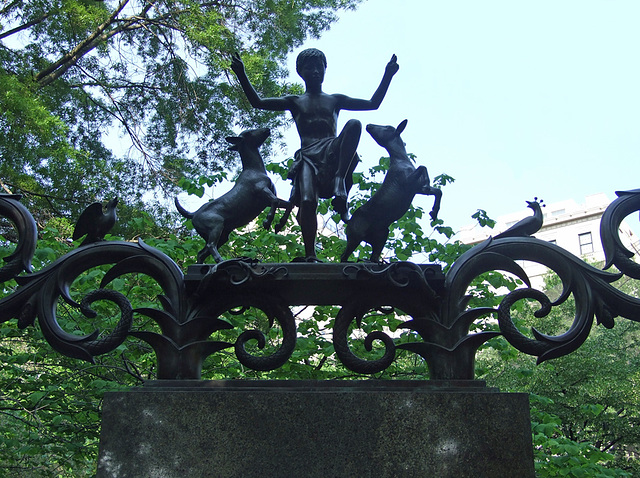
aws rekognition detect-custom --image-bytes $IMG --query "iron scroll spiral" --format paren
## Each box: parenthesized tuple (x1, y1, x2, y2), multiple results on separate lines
(333, 299, 396, 374)
(496, 287, 556, 358)
(0, 194, 37, 282)
(76, 288, 134, 356)
(233, 294, 297, 371)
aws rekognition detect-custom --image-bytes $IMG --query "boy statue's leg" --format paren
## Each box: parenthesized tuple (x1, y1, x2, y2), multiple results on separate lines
(332, 119, 361, 220)
(295, 162, 320, 261)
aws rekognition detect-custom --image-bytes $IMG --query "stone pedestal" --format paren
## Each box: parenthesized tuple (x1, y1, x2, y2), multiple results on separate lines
(97, 380, 534, 478)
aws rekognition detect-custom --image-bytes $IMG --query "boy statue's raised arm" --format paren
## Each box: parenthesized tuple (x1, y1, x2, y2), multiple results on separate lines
(230, 53, 291, 112)
(371, 54, 400, 108)
(338, 54, 399, 111)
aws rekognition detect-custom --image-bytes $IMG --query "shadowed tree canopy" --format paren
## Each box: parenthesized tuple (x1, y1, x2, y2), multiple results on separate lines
(0, 0, 360, 223)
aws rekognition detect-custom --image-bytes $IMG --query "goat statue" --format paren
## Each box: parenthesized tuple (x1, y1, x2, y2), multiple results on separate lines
(175, 127, 292, 263)
(341, 119, 442, 262)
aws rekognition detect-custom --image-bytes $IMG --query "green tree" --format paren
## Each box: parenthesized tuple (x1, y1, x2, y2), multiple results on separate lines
(0, 0, 360, 224)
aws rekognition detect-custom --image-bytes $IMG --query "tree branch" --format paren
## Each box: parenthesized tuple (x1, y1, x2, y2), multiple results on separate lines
(32, 0, 229, 87)
(0, 13, 49, 41)
(67, 79, 164, 91)
(4, 181, 78, 212)
(0, 0, 21, 17)
(79, 78, 151, 165)
(601, 436, 623, 453)
(35, 0, 142, 87)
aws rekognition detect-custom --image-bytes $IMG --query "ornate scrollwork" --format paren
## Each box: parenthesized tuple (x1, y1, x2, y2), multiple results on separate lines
(1, 240, 180, 362)
(196, 258, 289, 288)
(342, 261, 435, 291)
(440, 188, 640, 368)
(192, 262, 297, 372)
(1, 189, 639, 381)
(601, 189, 640, 279)
(445, 237, 618, 364)
(333, 262, 444, 375)
(333, 300, 396, 374)
(233, 295, 297, 371)
(76, 288, 133, 356)
(0, 194, 37, 282)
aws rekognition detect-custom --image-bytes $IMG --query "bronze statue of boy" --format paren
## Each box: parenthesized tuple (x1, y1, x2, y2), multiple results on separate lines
(231, 49, 398, 261)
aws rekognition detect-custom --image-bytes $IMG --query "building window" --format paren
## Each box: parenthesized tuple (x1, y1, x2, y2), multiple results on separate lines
(579, 232, 593, 255)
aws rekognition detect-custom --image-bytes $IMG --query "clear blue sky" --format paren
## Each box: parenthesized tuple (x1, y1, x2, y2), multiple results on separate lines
(278, 0, 640, 233)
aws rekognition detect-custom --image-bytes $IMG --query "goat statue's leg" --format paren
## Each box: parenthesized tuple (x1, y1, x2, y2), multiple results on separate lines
(204, 222, 226, 263)
(275, 189, 296, 234)
(368, 228, 390, 263)
(261, 188, 278, 229)
(275, 202, 294, 233)
(340, 239, 360, 263)
(196, 246, 210, 264)
(264, 199, 293, 230)
(263, 206, 276, 230)
(208, 245, 224, 263)
(414, 167, 442, 220)
(258, 187, 293, 231)
(424, 186, 442, 220)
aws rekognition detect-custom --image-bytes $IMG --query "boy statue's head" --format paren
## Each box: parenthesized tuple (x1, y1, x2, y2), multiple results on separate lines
(296, 48, 327, 77)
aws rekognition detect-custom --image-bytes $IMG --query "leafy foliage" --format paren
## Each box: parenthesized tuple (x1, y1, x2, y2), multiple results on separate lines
(530, 395, 631, 478)
(0, 0, 360, 223)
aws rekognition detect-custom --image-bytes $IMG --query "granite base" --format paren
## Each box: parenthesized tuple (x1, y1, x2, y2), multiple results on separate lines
(97, 380, 534, 478)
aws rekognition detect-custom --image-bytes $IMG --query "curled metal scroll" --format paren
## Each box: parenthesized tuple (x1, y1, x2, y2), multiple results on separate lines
(334, 261, 447, 374)
(601, 189, 640, 279)
(1, 240, 180, 362)
(333, 300, 396, 374)
(341, 261, 437, 297)
(77, 288, 133, 356)
(195, 264, 297, 372)
(233, 295, 297, 371)
(0, 194, 37, 282)
(198, 259, 289, 287)
(185, 260, 297, 371)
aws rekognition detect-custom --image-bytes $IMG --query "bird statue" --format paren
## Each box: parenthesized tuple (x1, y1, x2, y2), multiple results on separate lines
(494, 198, 544, 239)
(72, 198, 118, 246)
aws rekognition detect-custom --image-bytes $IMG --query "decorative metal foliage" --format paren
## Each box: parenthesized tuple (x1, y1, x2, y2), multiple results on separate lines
(0, 195, 37, 282)
(1, 191, 639, 380)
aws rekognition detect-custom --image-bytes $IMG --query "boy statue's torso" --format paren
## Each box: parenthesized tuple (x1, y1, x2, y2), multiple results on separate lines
(290, 93, 340, 147)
